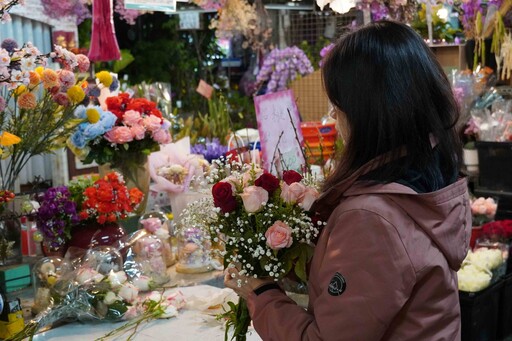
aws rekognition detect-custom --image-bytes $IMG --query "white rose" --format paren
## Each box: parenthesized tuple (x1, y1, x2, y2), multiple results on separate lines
(160, 305, 178, 318)
(76, 268, 104, 285)
(133, 276, 152, 292)
(118, 283, 139, 303)
(103, 291, 118, 305)
(108, 270, 128, 289)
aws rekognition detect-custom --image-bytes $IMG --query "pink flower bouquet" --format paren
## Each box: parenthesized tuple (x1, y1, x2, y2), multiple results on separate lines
(211, 165, 324, 339)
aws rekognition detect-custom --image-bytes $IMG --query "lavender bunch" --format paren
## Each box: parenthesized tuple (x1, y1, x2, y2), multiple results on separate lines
(256, 46, 314, 94)
(36, 186, 80, 250)
(191, 138, 228, 163)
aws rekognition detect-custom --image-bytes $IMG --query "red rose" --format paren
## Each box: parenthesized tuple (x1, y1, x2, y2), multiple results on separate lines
(212, 181, 237, 213)
(282, 170, 303, 185)
(255, 172, 280, 194)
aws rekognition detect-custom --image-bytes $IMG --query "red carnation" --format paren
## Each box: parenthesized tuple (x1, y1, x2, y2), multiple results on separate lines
(212, 181, 237, 213)
(255, 172, 280, 194)
(282, 170, 303, 185)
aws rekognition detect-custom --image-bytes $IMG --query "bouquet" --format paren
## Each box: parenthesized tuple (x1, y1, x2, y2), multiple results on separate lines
(0, 40, 89, 190)
(13, 245, 185, 341)
(210, 165, 323, 340)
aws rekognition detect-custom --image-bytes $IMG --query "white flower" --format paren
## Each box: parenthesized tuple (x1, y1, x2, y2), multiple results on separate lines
(160, 305, 178, 318)
(108, 270, 128, 289)
(76, 268, 104, 285)
(118, 283, 139, 303)
(133, 276, 152, 292)
(103, 291, 118, 305)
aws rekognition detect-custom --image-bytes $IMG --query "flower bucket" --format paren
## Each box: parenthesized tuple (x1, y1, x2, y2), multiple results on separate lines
(463, 148, 479, 172)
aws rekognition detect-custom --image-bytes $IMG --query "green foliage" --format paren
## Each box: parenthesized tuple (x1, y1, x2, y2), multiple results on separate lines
(411, 3, 460, 42)
(299, 37, 332, 70)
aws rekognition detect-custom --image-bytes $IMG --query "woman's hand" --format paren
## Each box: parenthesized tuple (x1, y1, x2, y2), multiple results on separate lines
(224, 267, 276, 300)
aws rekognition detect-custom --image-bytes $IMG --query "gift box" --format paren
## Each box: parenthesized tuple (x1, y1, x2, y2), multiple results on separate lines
(460, 278, 504, 341)
(0, 263, 31, 293)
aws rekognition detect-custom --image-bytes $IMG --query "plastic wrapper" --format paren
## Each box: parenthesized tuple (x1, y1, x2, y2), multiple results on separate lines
(16, 229, 178, 341)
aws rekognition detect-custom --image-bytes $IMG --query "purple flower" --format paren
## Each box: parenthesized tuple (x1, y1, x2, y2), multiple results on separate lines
(1, 38, 18, 53)
(192, 138, 228, 163)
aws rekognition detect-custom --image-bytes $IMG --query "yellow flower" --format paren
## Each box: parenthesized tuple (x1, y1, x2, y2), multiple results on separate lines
(41, 69, 59, 89)
(0, 132, 21, 146)
(95, 71, 113, 87)
(67, 85, 85, 104)
(17, 92, 37, 109)
(34, 66, 44, 76)
(13, 85, 27, 96)
(86, 108, 100, 123)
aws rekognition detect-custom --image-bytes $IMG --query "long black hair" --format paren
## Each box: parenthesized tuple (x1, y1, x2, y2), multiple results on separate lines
(321, 20, 462, 190)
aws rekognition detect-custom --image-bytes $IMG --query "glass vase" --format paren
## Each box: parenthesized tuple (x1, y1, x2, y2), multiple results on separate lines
(0, 208, 22, 266)
(139, 210, 176, 267)
(32, 256, 64, 315)
(176, 223, 213, 274)
(68, 222, 126, 250)
(98, 154, 150, 216)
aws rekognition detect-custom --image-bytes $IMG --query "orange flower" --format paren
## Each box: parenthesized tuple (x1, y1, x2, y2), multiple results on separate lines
(17, 92, 37, 109)
(41, 69, 59, 89)
(129, 188, 144, 205)
(29, 71, 41, 86)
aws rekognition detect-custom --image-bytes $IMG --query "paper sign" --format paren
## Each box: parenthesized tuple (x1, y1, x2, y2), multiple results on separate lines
(196, 80, 214, 99)
(125, 0, 176, 12)
(179, 12, 201, 30)
(254, 89, 305, 174)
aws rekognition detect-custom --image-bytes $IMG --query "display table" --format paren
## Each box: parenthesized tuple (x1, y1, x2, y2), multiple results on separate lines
(31, 285, 263, 341)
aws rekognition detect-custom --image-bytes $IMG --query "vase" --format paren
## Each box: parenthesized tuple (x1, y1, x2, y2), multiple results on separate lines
(0, 209, 22, 266)
(463, 148, 479, 173)
(67, 222, 126, 250)
(98, 155, 150, 216)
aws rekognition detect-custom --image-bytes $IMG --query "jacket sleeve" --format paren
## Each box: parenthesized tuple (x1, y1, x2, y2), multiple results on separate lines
(247, 208, 416, 341)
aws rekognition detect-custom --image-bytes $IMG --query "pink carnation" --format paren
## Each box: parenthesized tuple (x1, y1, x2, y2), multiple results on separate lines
(76, 54, 90, 73)
(53, 92, 70, 106)
(143, 115, 163, 132)
(152, 128, 171, 144)
(123, 110, 142, 126)
(130, 124, 146, 140)
(105, 126, 134, 144)
(57, 69, 75, 90)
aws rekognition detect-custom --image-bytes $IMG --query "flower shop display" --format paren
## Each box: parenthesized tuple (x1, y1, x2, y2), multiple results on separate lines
(68, 85, 172, 215)
(175, 197, 219, 274)
(255, 46, 314, 95)
(0, 41, 89, 191)
(12, 244, 186, 341)
(35, 172, 143, 254)
(471, 196, 498, 227)
(210, 165, 323, 340)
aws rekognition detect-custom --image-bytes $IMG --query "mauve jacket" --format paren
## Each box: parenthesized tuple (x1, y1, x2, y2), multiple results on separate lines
(247, 164, 472, 340)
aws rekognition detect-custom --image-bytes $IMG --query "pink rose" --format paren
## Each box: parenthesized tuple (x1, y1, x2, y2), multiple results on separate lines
(223, 175, 240, 193)
(240, 185, 268, 213)
(123, 110, 142, 126)
(152, 128, 171, 144)
(265, 220, 293, 250)
(140, 217, 162, 233)
(280, 182, 306, 204)
(76, 54, 90, 73)
(299, 186, 320, 211)
(105, 126, 134, 144)
(130, 124, 146, 140)
(143, 115, 163, 132)
(242, 168, 263, 186)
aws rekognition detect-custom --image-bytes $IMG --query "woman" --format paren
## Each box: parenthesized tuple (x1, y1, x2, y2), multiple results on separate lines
(225, 21, 472, 340)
